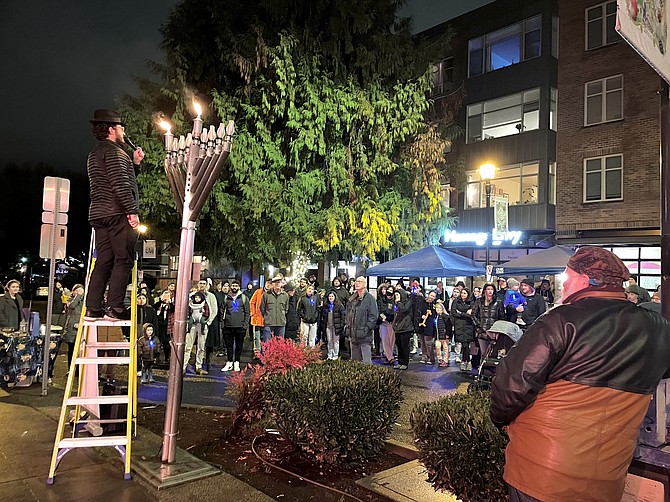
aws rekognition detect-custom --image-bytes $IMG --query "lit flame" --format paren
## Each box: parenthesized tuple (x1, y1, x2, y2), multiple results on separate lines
(193, 100, 202, 118)
(159, 120, 172, 133)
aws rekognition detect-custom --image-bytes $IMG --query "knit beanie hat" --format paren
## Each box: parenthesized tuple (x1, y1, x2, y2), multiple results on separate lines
(567, 246, 630, 286)
(506, 278, 520, 288)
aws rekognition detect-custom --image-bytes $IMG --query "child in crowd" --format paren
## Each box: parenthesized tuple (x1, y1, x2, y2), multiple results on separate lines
(138, 323, 159, 383)
(503, 278, 526, 324)
(434, 302, 452, 367)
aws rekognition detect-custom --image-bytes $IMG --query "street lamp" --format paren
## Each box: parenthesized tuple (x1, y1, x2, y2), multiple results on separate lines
(479, 162, 496, 281)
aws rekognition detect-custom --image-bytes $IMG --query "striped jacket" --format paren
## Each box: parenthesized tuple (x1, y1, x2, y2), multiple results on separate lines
(87, 139, 139, 221)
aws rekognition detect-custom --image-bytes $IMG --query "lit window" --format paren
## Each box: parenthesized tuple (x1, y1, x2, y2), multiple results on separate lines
(468, 15, 542, 77)
(586, 1, 617, 50)
(550, 88, 558, 131)
(548, 162, 556, 204)
(465, 162, 540, 209)
(585, 75, 623, 125)
(467, 88, 541, 143)
(583, 154, 623, 202)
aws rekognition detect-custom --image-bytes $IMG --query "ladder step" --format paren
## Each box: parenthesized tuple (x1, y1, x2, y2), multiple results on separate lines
(75, 418, 128, 424)
(58, 436, 128, 448)
(86, 342, 131, 350)
(83, 319, 133, 327)
(67, 395, 130, 406)
(75, 357, 131, 365)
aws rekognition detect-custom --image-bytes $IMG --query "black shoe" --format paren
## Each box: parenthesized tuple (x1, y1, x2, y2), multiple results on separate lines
(84, 309, 104, 321)
(104, 308, 131, 321)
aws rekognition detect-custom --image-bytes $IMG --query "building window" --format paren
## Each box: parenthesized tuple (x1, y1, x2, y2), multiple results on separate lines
(585, 75, 623, 125)
(467, 88, 540, 142)
(550, 88, 557, 131)
(552, 15, 559, 58)
(466, 162, 539, 209)
(586, 1, 617, 50)
(431, 57, 454, 96)
(468, 15, 542, 77)
(549, 161, 556, 204)
(583, 154, 623, 202)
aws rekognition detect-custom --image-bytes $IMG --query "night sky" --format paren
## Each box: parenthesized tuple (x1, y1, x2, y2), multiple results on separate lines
(0, 0, 493, 172)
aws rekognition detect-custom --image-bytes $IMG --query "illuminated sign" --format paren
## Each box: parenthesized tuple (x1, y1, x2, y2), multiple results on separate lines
(443, 230, 523, 246)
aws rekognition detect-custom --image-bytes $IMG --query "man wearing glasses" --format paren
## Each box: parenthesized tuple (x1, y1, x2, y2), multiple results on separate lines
(85, 109, 143, 322)
(345, 276, 378, 363)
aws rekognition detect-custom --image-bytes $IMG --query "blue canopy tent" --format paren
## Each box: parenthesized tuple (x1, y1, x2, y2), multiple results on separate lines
(495, 245, 576, 276)
(366, 245, 485, 277)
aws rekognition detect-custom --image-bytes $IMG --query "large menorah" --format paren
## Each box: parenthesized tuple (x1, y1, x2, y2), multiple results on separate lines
(160, 104, 234, 464)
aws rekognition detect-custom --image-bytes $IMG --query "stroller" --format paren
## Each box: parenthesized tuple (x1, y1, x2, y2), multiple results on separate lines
(468, 320, 523, 393)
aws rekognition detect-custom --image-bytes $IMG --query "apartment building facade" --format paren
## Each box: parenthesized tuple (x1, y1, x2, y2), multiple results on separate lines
(556, 0, 662, 290)
(427, 0, 560, 268)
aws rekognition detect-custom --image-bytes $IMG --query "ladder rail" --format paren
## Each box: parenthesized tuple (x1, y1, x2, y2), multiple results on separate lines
(47, 231, 140, 484)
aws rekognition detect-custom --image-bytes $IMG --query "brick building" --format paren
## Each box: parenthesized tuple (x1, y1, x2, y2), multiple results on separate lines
(555, 0, 662, 290)
(421, 0, 663, 290)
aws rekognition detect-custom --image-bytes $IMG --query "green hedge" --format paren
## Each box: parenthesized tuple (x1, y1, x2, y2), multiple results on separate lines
(264, 360, 402, 464)
(410, 391, 509, 502)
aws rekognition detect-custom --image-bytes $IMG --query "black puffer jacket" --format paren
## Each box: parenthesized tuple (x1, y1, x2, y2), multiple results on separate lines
(377, 294, 395, 324)
(319, 300, 346, 336)
(285, 295, 300, 335)
(392, 290, 414, 334)
(451, 298, 475, 344)
(472, 297, 505, 336)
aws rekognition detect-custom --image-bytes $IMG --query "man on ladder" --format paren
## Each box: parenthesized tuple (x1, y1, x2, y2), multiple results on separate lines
(85, 109, 143, 321)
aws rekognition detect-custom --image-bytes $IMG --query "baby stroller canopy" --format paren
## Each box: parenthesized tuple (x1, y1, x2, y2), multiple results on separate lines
(486, 320, 523, 343)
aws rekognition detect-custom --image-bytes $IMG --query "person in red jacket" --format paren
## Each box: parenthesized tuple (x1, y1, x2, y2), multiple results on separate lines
(491, 246, 670, 502)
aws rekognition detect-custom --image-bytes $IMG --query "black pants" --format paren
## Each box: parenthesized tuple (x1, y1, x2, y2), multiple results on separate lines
(87, 215, 137, 311)
(225, 327, 246, 362)
(395, 330, 412, 366)
(508, 485, 541, 502)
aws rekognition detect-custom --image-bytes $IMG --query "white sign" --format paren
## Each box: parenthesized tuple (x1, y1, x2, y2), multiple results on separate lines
(41, 211, 68, 225)
(443, 230, 523, 246)
(143, 240, 157, 259)
(42, 177, 70, 213)
(617, 0, 670, 83)
(39, 224, 67, 259)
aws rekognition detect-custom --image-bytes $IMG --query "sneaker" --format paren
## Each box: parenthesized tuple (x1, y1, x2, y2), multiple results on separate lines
(83, 309, 104, 321)
(466, 362, 472, 371)
(397, 365, 408, 370)
(195, 368, 208, 375)
(460, 362, 467, 371)
(104, 308, 131, 321)
(149, 378, 155, 383)
(233, 361, 241, 372)
(141, 379, 147, 384)
(221, 362, 234, 372)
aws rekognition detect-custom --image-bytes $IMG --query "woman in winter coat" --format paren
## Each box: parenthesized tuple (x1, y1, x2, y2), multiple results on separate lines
(392, 289, 414, 370)
(0, 279, 23, 331)
(377, 284, 396, 365)
(319, 291, 346, 360)
(451, 288, 475, 371)
(471, 283, 505, 367)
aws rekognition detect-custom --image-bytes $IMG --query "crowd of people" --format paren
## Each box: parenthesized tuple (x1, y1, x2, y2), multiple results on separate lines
(121, 271, 563, 375)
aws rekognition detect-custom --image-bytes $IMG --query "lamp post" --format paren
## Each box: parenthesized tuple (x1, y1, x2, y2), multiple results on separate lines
(479, 162, 496, 281)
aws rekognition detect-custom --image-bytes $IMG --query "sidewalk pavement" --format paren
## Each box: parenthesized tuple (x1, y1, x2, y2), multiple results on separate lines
(0, 340, 468, 501)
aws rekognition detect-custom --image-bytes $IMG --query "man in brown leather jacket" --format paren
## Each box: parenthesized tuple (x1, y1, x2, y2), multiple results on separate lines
(490, 246, 670, 502)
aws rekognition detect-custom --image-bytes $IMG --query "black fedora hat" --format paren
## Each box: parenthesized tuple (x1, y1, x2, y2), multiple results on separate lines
(89, 109, 124, 125)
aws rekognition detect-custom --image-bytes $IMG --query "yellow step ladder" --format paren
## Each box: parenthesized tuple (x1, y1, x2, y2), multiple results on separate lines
(47, 261, 138, 484)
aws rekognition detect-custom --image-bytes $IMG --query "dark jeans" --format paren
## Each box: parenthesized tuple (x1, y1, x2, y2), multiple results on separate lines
(395, 330, 412, 366)
(87, 215, 137, 311)
(508, 485, 542, 502)
(225, 326, 246, 362)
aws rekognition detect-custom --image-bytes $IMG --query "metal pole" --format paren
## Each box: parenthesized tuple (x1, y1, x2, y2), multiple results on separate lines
(661, 82, 670, 322)
(42, 180, 61, 396)
(161, 127, 200, 464)
(485, 182, 492, 282)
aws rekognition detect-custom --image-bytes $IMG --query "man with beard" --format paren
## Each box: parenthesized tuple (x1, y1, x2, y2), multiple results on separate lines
(221, 279, 250, 372)
(85, 109, 143, 321)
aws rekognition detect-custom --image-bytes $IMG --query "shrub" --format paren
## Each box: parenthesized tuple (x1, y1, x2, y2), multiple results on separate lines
(264, 359, 402, 464)
(410, 391, 509, 502)
(227, 337, 322, 436)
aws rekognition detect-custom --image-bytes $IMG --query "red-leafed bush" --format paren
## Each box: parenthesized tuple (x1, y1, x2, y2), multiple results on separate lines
(227, 337, 321, 436)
